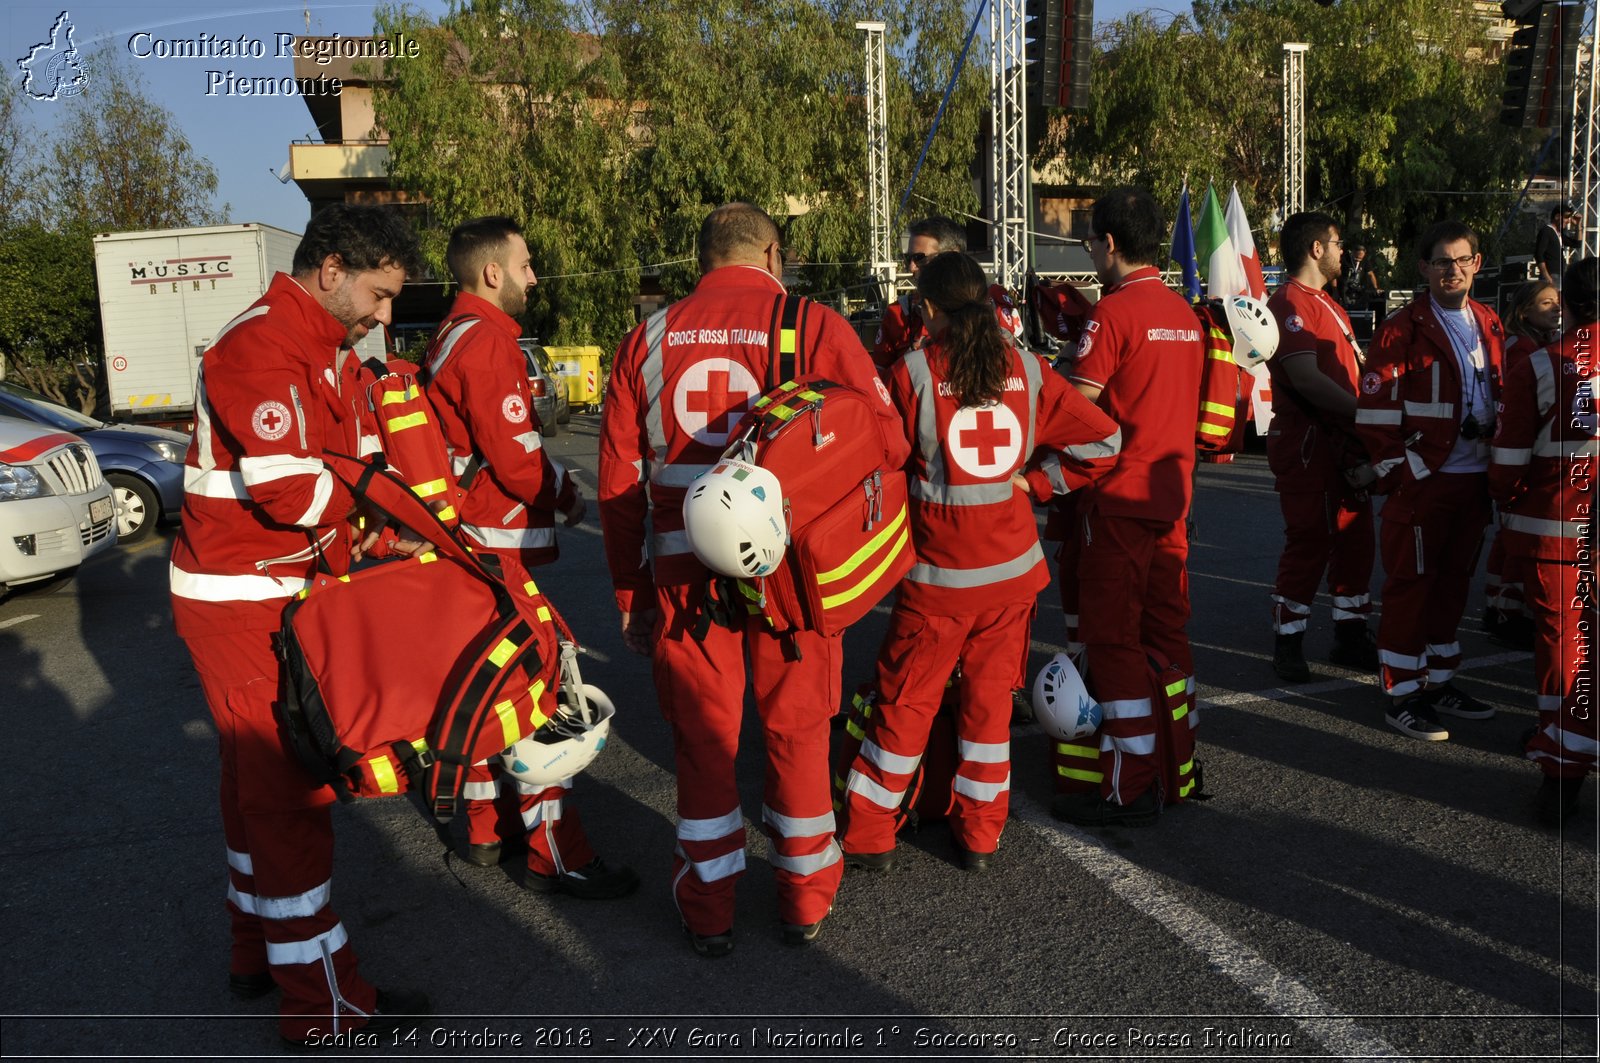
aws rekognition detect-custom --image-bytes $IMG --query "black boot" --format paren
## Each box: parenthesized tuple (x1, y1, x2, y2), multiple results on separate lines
(1273, 632, 1311, 683)
(1329, 621, 1379, 670)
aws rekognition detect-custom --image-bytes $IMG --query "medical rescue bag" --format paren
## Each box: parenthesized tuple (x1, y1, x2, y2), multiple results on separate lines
(1149, 651, 1205, 806)
(1193, 300, 1245, 454)
(831, 674, 961, 833)
(719, 294, 913, 637)
(273, 451, 560, 821)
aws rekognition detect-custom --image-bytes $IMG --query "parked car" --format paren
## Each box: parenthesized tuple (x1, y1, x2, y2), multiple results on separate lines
(0, 417, 117, 590)
(516, 340, 571, 434)
(0, 381, 188, 544)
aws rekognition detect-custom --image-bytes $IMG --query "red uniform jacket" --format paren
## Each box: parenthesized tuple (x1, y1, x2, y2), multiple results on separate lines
(424, 292, 575, 566)
(599, 265, 910, 613)
(891, 341, 1121, 615)
(1489, 323, 1598, 564)
(871, 285, 1024, 369)
(1265, 279, 1366, 490)
(170, 273, 363, 635)
(1068, 266, 1205, 524)
(1354, 292, 1505, 496)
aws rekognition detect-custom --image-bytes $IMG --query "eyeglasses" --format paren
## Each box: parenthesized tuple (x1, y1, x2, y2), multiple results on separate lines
(905, 251, 930, 266)
(1325, 238, 1344, 248)
(1428, 255, 1477, 272)
(1079, 234, 1105, 250)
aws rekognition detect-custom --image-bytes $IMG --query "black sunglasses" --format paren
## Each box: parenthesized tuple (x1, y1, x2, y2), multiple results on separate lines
(905, 251, 930, 266)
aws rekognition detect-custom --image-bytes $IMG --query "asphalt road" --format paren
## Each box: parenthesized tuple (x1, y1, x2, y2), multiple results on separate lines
(1, 412, 1595, 1061)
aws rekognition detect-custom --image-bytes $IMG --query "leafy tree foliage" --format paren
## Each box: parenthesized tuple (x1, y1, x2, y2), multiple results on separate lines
(0, 223, 103, 408)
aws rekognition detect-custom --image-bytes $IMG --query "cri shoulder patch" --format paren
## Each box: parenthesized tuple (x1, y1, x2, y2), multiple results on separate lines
(252, 400, 292, 442)
(502, 394, 529, 424)
(1360, 371, 1383, 395)
(1286, 314, 1304, 333)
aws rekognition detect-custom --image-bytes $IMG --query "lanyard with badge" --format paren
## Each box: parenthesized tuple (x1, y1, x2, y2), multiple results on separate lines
(1432, 298, 1492, 440)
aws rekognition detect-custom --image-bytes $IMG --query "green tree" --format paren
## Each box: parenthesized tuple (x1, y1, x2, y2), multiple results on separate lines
(0, 223, 102, 408)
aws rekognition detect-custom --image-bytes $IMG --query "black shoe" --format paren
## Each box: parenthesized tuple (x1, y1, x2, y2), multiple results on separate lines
(1385, 694, 1449, 741)
(227, 971, 275, 1001)
(1536, 776, 1586, 827)
(685, 925, 735, 958)
(780, 907, 831, 947)
(1273, 632, 1311, 683)
(524, 858, 640, 900)
(1329, 622, 1379, 670)
(1485, 609, 1536, 649)
(842, 848, 895, 872)
(462, 842, 502, 867)
(956, 846, 993, 872)
(1427, 683, 1495, 720)
(1050, 790, 1159, 827)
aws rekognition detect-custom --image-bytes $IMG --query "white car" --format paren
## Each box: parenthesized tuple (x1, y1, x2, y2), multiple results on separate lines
(0, 416, 118, 590)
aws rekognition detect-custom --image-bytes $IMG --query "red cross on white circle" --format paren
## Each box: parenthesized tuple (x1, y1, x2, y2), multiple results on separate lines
(948, 402, 1022, 478)
(251, 400, 292, 442)
(673, 359, 760, 445)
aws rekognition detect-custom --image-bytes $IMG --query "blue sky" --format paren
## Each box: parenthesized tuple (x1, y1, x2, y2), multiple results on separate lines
(5, 1, 1158, 233)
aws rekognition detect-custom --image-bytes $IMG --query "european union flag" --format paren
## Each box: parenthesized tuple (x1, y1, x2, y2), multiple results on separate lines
(1171, 183, 1202, 305)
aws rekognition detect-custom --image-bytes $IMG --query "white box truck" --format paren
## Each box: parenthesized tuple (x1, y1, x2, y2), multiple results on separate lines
(92, 223, 385, 424)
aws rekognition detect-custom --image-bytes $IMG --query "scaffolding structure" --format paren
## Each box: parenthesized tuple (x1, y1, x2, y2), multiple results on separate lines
(1283, 43, 1308, 218)
(856, 21, 896, 303)
(1570, 4, 1599, 256)
(990, 0, 1029, 291)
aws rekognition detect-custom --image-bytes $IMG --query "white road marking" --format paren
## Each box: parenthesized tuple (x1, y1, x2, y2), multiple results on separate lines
(0, 613, 40, 629)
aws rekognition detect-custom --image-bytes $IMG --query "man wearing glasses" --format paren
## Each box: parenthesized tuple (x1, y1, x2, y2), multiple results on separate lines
(1355, 220, 1506, 741)
(870, 216, 1023, 368)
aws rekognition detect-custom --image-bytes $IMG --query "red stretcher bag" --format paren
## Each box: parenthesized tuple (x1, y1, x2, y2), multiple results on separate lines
(274, 452, 559, 820)
(831, 676, 960, 833)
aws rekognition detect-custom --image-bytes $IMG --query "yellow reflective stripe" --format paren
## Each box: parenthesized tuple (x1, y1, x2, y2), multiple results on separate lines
(1057, 766, 1105, 783)
(493, 699, 519, 747)
(1173, 702, 1189, 722)
(386, 411, 428, 433)
(527, 680, 549, 728)
(798, 389, 825, 402)
(1179, 778, 1195, 797)
(1198, 423, 1231, 436)
(523, 580, 539, 596)
(1178, 758, 1193, 776)
(369, 756, 400, 794)
(489, 639, 520, 668)
(1202, 402, 1234, 416)
(380, 389, 412, 406)
(1055, 742, 1098, 758)
(816, 503, 909, 585)
(338, 575, 350, 583)
(435, 506, 456, 522)
(845, 719, 866, 740)
(737, 581, 763, 602)
(418, 552, 437, 564)
(1165, 678, 1187, 697)
(819, 526, 911, 610)
(536, 606, 551, 622)
(411, 477, 448, 499)
(767, 403, 798, 421)
(754, 395, 773, 409)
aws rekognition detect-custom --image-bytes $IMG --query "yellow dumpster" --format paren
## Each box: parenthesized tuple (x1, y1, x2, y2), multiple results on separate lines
(543, 345, 604, 410)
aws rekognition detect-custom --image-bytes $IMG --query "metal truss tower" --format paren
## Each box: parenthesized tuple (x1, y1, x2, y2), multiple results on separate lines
(857, 21, 896, 303)
(1570, 3, 1599, 256)
(1283, 43, 1308, 218)
(991, 0, 1028, 292)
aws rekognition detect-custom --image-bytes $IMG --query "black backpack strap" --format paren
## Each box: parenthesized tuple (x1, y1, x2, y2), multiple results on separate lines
(768, 293, 806, 389)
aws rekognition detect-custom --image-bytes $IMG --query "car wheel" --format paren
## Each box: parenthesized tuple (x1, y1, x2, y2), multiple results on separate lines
(558, 404, 571, 426)
(107, 473, 158, 544)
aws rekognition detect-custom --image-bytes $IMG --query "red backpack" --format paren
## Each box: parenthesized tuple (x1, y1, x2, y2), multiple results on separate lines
(1193, 300, 1247, 454)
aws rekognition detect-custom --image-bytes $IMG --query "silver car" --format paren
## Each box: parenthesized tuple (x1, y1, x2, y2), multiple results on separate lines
(0, 416, 117, 590)
(516, 340, 571, 436)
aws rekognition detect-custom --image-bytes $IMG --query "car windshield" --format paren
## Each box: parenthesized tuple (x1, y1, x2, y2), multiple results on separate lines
(0, 381, 102, 431)
(520, 343, 556, 376)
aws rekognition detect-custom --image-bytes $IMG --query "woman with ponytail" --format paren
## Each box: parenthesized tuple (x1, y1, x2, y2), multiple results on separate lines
(836, 251, 1123, 872)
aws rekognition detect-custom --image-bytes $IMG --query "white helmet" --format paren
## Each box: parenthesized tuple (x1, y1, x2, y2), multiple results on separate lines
(500, 683, 615, 787)
(682, 459, 787, 578)
(1224, 295, 1279, 368)
(1032, 653, 1102, 741)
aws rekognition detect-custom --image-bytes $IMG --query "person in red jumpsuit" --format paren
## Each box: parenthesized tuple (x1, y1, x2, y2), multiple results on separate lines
(1354, 220, 1505, 741)
(838, 251, 1120, 870)
(598, 202, 908, 956)
(872, 215, 1023, 369)
(1049, 187, 1205, 828)
(422, 215, 636, 900)
(1483, 279, 1563, 647)
(1489, 256, 1598, 826)
(1264, 211, 1378, 681)
(169, 205, 428, 1045)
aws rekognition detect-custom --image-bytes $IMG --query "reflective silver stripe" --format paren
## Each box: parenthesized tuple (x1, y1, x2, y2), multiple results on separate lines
(1535, 436, 1600, 459)
(1536, 695, 1562, 712)
(685, 847, 746, 882)
(511, 430, 544, 455)
(1019, 346, 1041, 458)
(768, 842, 842, 877)
(1502, 513, 1588, 538)
(1530, 351, 1557, 417)
(1551, 728, 1600, 755)
(293, 469, 337, 527)
(761, 805, 836, 839)
(1426, 667, 1456, 684)
(861, 739, 922, 776)
(677, 807, 745, 843)
(1379, 649, 1425, 669)
(1387, 679, 1423, 697)
(227, 847, 254, 876)
(170, 564, 306, 602)
(501, 502, 526, 524)
(1405, 449, 1430, 480)
(1425, 642, 1461, 658)
(1103, 733, 1156, 755)
(521, 797, 564, 829)
(903, 349, 951, 489)
(1331, 594, 1368, 609)
(953, 772, 1010, 802)
(1040, 454, 1069, 495)
(652, 528, 693, 557)
(1371, 456, 1404, 478)
(1355, 408, 1403, 425)
(1275, 617, 1309, 634)
(641, 307, 672, 455)
(265, 922, 348, 967)
(1270, 594, 1311, 616)
(186, 468, 248, 499)
(426, 317, 479, 377)
(1429, 359, 1440, 405)
(451, 454, 480, 477)
(227, 883, 259, 915)
(910, 478, 1013, 506)
(1063, 426, 1122, 462)
(462, 780, 498, 800)
(254, 880, 333, 921)
(511, 776, 572, 795)
(460, 524, 557, 550)
(1100, 697, 1153, 720)
(357, 433, 382, 458)
(238, 454, 323, 486)
(906, 541, 1043, 589)
(208, 305, 270, 352)
(846, 770, 904, 810)
(1492, 446, 1533, 465)
(958, 738, 1009, 764)
(651, 462, 714, 489)
(1403, 401, 1455, 418)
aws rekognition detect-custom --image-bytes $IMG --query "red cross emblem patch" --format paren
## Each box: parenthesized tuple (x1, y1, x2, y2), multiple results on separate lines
(673, 359, 760, 445)
(502, 394, 529, 424)
(948, 402, 1023, 478)
(251, 400, 291, 442)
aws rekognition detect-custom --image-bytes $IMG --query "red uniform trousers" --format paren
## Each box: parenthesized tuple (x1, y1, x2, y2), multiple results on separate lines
(462, 553, 595, 875)
(1524, 560, 1599, 779)
(840, 600, 1030, 857)
(1270, 486, 1375, 634)
(1483, 532, 1530, 619)
(652, 580, 842, 935)
(1070, 511, 1194, 805)
(184, 630, 377, 1041)
(1376, 473, 1491, 697)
